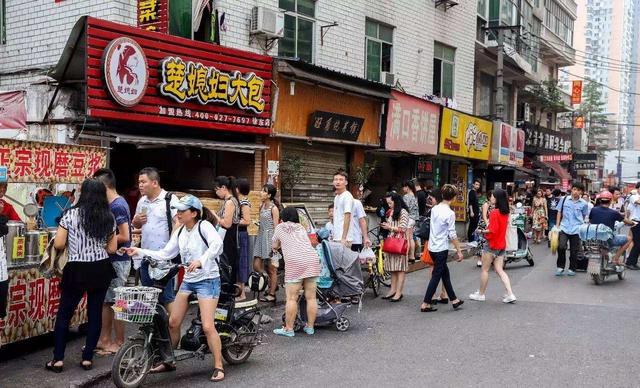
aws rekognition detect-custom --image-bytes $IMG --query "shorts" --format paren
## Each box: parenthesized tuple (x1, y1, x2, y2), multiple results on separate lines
(483, 247, 506, 257)
(179, 277, 221, 299)
(286, 276, 318, 285)
(139, 261, 176, 304)
(611, 235, 628, 247)
(105, 260, 132, 304)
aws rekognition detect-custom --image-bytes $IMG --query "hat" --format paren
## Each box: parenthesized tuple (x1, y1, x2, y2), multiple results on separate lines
(171, 194, 203, 211)
(596, 191, 612, 200)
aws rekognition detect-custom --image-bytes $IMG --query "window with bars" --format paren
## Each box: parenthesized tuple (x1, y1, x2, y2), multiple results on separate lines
(278, 0, 315, 63)
(433, 42, 455, 99)
(365, 19, 393, 82)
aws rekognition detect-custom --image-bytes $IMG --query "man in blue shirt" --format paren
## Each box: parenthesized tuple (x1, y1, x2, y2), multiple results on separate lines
(555, 182, 589, 276)
(588, 191, 635, 266)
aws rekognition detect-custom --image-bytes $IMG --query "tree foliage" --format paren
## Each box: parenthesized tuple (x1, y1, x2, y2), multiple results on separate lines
(280, 154, 306, 201)
(578, 81, 610, 151)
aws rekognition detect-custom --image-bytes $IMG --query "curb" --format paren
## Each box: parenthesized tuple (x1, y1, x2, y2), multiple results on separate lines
(70, 369, 111, 388)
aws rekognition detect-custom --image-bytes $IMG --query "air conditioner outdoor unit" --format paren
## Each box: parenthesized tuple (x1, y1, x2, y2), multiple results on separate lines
(250, 7, 285, 38)
(381, 71, 396, 86)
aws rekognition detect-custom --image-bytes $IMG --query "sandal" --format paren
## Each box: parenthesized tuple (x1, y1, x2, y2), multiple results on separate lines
(150, 362, 176, 374)
(80, 360, 93, 371)
(420, 306, 438, 312)
(45, 360, 64, 373)
(260, 294, 276, 303)
(211, 368, 225, 382)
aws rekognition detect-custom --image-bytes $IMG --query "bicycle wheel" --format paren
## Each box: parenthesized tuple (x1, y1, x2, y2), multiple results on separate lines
(112, 339, 152, 388)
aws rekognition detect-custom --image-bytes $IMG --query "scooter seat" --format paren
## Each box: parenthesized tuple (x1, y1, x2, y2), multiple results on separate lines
(235, 298, 258, 309)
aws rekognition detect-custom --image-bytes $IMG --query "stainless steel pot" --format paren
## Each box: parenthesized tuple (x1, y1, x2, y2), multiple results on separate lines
(25, 230, 41, 263)
(6, 221, 25, 263)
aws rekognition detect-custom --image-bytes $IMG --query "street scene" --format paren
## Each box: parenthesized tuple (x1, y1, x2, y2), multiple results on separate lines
(1, 0, 640, 387)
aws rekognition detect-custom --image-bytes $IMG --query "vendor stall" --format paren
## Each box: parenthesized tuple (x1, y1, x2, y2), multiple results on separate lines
(0, 140, 106, 345)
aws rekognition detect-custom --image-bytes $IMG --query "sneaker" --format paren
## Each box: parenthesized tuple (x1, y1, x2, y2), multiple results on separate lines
(502, 294, 517, 304)
(273, 327, 295, 337)
(303, 326, 315, 335)
(566, 270, 576, 276)
(555, 268, 565, 276)
(476, 260, 482, 267)
(469, 291, 486, 301)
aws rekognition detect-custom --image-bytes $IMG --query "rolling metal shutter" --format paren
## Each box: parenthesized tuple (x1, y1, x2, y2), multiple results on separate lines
(281, 141, 347, 226)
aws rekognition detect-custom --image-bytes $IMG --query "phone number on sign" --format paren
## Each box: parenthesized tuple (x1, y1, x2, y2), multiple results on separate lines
(158, 106, 270, 127)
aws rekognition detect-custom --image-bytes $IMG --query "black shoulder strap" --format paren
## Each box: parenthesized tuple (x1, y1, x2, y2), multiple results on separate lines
(165, 192, 173, 234)
(198, 221, 209, 248)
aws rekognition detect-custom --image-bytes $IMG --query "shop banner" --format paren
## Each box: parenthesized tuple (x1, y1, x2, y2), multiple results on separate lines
(490, 122, 525, 167)
(523, 124, 572, 154)
(0, 140, 107, 183)
(0, 91, 27, 131)
(307, 111, 364, 141)
(439, 108, 492, 161)
(0, 267, 87, 345)
(539, 154, 572, 162)
(571, 80, 582, 105)
(85, 17, 272, 135)
(450, 163, 468, 222)
(137, 0, 167, 33)
(574, 161, 596, 170)
(385, 91, 439, 155)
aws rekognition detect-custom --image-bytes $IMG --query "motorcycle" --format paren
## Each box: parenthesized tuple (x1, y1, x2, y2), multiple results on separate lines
(111, 257, 265, 388)
(582, 223, 627, 285)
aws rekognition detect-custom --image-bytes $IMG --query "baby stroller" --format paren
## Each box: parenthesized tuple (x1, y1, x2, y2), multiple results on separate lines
(503, 214, 534, 268)
(285, 240, 364, 332)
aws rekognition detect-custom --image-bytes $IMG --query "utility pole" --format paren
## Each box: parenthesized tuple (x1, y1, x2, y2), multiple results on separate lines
(483, 25, 521, 122)
(617, 123, 622, 186)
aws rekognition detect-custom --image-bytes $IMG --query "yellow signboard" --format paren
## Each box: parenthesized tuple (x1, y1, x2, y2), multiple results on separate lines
(450, 163, 468, 222)
(438, 108, 492, 161)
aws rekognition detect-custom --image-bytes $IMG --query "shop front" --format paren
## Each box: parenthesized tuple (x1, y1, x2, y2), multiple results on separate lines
(521, 123, 573, 190)
(0, 140, 107, 345)
(267, 60, 390, 225)
(51, 16, 272, 204)
(438, 108, 492, 234)
(364, 90, 440, 206)
(487, 121, 532, 191)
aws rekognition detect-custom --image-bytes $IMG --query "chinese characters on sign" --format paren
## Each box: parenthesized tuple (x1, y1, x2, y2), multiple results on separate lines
(1, 269, 87, 345)
(138, 0, 167, 33)
(103, 37, 149, 107)
(574, 161, 596, 170)
(571, 80, 582, 106)
(450, 163, 468, 222)
(491, 122, 525, 167)
(0, 140, 106, 183)
(159, 57, 267, 114)
(524, 126, 572, 153)
(156, 106, 271, 128)
(439, 108, 492, 161)
(386, 91, 440, 155)
(538, 154, 573, 162)
(307, 111, 364, 142)
(417, 159, 433, 173)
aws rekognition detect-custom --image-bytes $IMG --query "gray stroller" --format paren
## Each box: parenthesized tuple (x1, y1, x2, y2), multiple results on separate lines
(284, 240, 364, 332)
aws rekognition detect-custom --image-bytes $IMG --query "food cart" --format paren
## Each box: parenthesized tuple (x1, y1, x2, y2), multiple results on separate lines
(0, 140, 106, 345)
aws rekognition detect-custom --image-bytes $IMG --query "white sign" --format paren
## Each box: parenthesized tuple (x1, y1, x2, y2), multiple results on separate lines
(268, 160, 279, 175)
(103, 37, 149, 107)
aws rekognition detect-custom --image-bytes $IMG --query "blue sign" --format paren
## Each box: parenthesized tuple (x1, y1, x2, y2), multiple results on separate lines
(0, 166, 7, 183)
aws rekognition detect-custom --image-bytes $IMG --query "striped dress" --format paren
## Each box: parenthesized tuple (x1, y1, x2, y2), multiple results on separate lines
(383, 208, 410, 273)
(272, 222, 321, 283)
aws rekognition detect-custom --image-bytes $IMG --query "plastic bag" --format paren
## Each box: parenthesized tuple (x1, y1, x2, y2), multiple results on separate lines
(358, 247, 376, 264)
(549, 226, 560, 254)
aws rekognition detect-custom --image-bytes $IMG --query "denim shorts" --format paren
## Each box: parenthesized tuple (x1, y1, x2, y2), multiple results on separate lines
(105, 260, 131, 304)
(139, 261, 176, 304)
(483, 247, 506, 257)
(179, 277, 221, 299)
(611, 235, 628, 247)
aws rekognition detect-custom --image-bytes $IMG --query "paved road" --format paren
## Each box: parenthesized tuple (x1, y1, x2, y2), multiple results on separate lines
(3, 244, 639, 387)
(87, 244, 640, 388)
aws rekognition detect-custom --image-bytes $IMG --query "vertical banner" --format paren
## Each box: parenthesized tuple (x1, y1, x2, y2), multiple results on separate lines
(138, 0, 168, 33)
(450, 163, 468, 222)
(571, 80, 583, 105)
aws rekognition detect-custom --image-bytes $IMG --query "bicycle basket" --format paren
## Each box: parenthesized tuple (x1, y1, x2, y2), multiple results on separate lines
(112, 286, 161, 324)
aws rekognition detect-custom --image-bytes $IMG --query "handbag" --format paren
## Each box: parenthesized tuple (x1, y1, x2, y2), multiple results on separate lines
(382, 233, 408, 255)
(420, 243, 433, 266)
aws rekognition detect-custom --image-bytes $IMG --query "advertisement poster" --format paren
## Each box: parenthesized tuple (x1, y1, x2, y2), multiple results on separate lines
(439, 108, 492, 161)
(450, 163, 468, 222)
(490, 122, 524, 167)
(386, 91, 440, 155)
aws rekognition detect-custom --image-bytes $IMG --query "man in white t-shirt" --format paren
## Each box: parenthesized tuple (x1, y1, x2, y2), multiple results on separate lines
(349, 186, 372, 252)
(332, 171, 353, 247)
(625, 182, 640, 269)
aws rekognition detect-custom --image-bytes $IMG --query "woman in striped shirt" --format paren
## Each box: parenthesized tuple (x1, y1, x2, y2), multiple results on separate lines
(272, 207, 321, 337)
(47, 179, 117, 373)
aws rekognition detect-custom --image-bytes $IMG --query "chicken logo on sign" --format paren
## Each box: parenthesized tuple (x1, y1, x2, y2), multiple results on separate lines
(103, 37, 149, 107)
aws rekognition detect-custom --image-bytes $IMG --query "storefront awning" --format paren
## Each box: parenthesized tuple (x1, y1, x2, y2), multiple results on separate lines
(536, 160, 571, 180)
(105, 133, 268, 154)
(276, 59, 393, 100)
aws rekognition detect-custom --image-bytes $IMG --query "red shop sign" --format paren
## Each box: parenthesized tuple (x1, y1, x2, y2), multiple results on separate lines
(385, 90, 440, 155)
(84, 17, 272, 135)
(538, 154, 572, 162)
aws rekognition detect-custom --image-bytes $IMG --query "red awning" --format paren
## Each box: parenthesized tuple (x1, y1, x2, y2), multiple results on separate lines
(540, 160, 571, 180)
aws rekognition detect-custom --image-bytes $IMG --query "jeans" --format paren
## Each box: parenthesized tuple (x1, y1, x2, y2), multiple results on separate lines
(179, 277, 221, 299)
(468, 216, 479, 242)
(139, 260, 175, 304)
(53, 284, 107, 361)
(557, 231, 580, 271)
(423, 250, 457, 303)
(626, 223, 640, 266)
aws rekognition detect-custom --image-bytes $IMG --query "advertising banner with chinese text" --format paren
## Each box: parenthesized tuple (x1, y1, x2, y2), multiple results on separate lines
(0, 91, 27, 131)
(84, 17, 272, 135)
(450, 163, 468, 222)
(571, 80, 582, 105)
(438, 108, 492, 161)
(490, 121, 524, 167)
(0, 140, 106, 183)
(137, 0, 167, 33)
(385, 91, 440, 155)
(0, 267, 87, 344)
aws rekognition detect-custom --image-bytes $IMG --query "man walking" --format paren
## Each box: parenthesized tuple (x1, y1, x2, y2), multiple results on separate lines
(555, 182, 589, 276)
(332, 171, 353, 247)
(349, 186, 371, 252)
(467, 179, 481, 242)
(93, 168, 131, 355)
(624, 182, 640, 270)
(132, 167, 180, 310)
